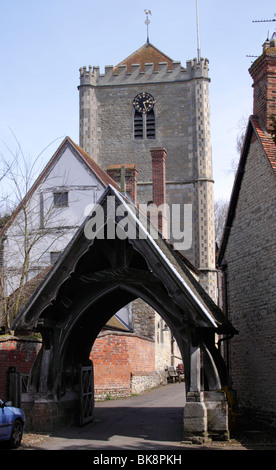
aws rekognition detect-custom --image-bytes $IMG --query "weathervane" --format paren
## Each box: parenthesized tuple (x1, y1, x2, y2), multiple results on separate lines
(144, 9, 152, 44)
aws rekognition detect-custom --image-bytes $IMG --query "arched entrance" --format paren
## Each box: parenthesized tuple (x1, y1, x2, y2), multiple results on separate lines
(13, 186, 237, 440)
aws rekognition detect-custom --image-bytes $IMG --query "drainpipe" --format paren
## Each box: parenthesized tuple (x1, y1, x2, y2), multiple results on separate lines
(217, 262, 231, 371)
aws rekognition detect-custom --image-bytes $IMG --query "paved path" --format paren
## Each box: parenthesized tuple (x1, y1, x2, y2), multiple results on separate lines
(28, 383, 189, 450)
(22, 383, 252, 451)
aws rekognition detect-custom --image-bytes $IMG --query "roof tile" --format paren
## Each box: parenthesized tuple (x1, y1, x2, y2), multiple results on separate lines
(251, 116, 276, 178)
(114, 42, 174, 73)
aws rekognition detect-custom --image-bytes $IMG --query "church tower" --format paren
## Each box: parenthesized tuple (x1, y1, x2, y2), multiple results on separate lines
(78, 42, 216, 300)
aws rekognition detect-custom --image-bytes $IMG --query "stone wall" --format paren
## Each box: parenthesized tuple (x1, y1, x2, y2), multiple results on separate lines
(79, 60, 210, 183)
(224, 138, 276, 426)
(132, 298, 155, 340)
(131, 371, 167, 395)
(78, 59, 216, 298)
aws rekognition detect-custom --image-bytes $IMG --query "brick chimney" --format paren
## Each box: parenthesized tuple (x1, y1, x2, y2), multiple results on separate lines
(107, 164, 138, 205)
(150, 147, 168, 239)
(249, 35, 276, 132)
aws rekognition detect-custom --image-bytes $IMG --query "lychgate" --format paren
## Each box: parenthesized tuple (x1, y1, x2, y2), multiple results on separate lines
(13, 186, 237, 440)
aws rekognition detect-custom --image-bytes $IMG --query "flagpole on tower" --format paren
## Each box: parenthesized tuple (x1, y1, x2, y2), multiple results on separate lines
(196, 0, 201, 62)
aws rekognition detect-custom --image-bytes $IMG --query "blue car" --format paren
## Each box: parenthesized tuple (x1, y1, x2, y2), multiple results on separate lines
(0, 398, 25, 448)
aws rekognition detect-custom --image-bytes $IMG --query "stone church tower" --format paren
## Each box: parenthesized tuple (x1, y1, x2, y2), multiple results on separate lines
(78, 42, 216, 300)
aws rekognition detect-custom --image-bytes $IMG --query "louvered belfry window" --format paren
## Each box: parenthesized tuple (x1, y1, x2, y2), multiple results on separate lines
(134, 111, 143, 139)
(134, 110, 155, 139)
(146, 109, 155, 139)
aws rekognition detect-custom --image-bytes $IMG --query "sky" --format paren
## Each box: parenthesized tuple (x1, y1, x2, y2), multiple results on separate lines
(1, 0, 275, 203)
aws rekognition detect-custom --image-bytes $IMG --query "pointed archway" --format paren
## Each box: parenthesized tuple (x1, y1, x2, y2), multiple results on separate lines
(13, 186, 237, 439)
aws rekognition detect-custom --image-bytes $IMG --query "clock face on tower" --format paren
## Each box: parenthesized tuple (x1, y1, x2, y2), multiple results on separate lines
(133, 92, 155, 113)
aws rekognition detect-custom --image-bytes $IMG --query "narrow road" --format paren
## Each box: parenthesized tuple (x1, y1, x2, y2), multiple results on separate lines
(24, 383, 251, 451)
(27, 383, 188, 450)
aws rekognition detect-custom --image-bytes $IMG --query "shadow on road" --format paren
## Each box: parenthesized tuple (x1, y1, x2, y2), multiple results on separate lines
(39, 405, 184, 450)
(26, 384, 187, 450)
(18, 384, 276, 451)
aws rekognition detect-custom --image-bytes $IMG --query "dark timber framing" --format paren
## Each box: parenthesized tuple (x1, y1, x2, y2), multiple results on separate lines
(12, 186, 237, 435)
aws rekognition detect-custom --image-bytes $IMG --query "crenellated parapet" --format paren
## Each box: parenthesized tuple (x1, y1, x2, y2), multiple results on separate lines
(79, 58, 209, 87)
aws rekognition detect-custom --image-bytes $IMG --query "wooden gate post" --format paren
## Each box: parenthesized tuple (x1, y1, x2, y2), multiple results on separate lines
(8, 366, 22, 407)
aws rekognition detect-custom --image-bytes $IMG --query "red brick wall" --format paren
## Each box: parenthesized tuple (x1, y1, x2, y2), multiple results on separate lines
(150, 147, 168, 237)
(107, 164, 138, 205)
(150, 147, 167, 208)
(0, 337, 42, 399)
(250, 49, 276, 131)
(90, 332, 155, 398)
(0, 333, 155, 401)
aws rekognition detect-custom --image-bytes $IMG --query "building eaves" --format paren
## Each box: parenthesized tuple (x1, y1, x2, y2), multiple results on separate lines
(12, 185, 236, 335)
(251, 116, 276, 177)
(66, 137, 120, 190)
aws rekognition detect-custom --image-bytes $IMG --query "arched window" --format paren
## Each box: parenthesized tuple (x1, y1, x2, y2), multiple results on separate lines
(134, 110, 156, 140)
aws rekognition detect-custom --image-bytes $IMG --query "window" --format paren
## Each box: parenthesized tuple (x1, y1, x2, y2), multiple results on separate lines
(134, 110, 155, 140)
(146, 109, 155, 139)
(53, 191, 68, 208)
(134, 111, 143, 139)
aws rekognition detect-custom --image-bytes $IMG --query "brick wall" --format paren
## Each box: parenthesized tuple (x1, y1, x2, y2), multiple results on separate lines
(0, 336, 42, 400)
(107, 164, 138, 204)
(249, 48, 276, 130)
(225, 139, 276, 426)
(0, 331, 160, 402)
(150, 147, 167, 207)
(90, 331, 157, 399)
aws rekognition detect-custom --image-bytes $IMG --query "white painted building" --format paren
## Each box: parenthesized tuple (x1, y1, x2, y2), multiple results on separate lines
(0, 136, 185, 384)
(1, 137, 117, 296)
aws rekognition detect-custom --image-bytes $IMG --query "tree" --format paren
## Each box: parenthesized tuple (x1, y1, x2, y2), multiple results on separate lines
(214, 199, 229, 246)
(0, 136, 68, 331)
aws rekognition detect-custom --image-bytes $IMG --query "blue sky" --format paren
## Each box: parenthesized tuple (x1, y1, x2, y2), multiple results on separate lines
(1, 0, 275, 201)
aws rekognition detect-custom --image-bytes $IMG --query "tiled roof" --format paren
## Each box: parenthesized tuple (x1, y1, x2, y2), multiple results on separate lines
(12, 185, 237, 335)
(114, 42, 174, 73)
(66, 137, 120, 189)
(251, 116, 276, 178)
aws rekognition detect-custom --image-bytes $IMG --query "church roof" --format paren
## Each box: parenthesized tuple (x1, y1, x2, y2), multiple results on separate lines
(114, 42, 175, 73)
